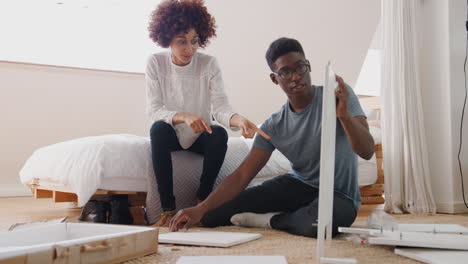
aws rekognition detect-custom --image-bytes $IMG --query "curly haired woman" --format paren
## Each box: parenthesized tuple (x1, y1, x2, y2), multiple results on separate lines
(146, 0, 269, 226)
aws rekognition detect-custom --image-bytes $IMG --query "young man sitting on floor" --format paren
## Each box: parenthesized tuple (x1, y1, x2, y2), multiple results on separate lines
(169, 37, 375, 237)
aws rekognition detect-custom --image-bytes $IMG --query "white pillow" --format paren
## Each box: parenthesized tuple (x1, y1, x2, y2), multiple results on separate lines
(363, 108, 379, 120)
(357, 155, 378, 186)
(369, 126, 382, 145)
(356, 125, 381, 186)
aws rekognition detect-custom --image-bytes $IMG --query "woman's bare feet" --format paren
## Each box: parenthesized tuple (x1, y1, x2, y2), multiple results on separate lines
(152, 210, 176, 227)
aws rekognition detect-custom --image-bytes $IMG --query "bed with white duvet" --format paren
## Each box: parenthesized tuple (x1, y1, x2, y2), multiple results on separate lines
(19, 132, 380, 216)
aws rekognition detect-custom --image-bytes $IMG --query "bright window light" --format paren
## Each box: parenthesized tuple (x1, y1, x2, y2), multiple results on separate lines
(0, 0, 164, 72)
(355, 20, 381, 96)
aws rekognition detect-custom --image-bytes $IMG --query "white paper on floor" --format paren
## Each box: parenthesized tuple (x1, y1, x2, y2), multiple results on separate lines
(158, 231, 262, 247)
(395, 248, 468, 264)
(176, 256, 288, 264)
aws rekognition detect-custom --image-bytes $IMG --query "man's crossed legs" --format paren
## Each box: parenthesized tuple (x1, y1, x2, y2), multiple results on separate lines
(201, 174, 357, 237)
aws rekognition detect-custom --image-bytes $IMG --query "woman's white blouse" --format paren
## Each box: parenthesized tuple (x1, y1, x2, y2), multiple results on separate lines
(146, 51, 237, 149)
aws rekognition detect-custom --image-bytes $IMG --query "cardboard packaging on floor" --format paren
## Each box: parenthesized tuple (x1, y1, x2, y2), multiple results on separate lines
(0, 223, 158, 264)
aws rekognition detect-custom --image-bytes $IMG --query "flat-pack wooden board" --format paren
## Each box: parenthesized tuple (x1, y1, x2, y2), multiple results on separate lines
(368, 231, 468, 250)
(0, 223, 158, 264)
(320, 257, 358, 264)
(395, 248, 468, 264)
(316, 62, 338, 259)
(397, 224, 468, 234)
(176, 256, 288, 264)
(339, 224, 468, 236)
(159, 231, 261, 247)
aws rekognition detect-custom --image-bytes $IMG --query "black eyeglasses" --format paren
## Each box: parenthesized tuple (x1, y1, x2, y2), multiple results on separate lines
(272, 60, 311, 80)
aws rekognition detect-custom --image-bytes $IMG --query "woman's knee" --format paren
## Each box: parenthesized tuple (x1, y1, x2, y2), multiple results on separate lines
(209, 125, 228, 144)
(150, 121, 173, 140)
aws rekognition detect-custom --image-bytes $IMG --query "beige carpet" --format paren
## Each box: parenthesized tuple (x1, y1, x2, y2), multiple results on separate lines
(125, 214, 468, 264)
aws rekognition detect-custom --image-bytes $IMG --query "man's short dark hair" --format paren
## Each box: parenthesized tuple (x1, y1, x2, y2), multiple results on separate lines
(265, 37, 305, 71)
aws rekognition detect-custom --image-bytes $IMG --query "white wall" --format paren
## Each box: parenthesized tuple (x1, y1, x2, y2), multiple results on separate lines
(0, 0, 380, 195)
(204, 0, 380, 124)
(0, 62, 147, 195)
(419, 0, 468, 213)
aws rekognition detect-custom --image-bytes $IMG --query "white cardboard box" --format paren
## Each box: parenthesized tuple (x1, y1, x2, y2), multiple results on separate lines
(0, 223, 158, 264)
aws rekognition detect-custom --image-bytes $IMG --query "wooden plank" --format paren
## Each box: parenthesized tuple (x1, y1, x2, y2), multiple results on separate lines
(35, 185, 75, 193)
(375, 144, 384, 184)
(94, 190, 140, 195)
(375, 144, 383, 158)
(32, 184, 146, 204)
(361, 195, 385, 204)
(34, 184, 140, 196)
(34, 189, 53, 199)
(360, 184, 384, 196)
(53, 191, 78, 203)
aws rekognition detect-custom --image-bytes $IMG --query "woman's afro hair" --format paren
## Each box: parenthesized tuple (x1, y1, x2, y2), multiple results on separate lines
(148, 0, 217, 48)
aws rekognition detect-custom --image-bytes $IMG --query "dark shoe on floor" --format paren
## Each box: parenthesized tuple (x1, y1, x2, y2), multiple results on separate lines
(79, 200, 108, 223)
(108, 195, 133, 225)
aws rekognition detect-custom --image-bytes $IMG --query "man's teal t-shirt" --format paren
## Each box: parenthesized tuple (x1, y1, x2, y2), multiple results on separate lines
(253, 85, 366, 210)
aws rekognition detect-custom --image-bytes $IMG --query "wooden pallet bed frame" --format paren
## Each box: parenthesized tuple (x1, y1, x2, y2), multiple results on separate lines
(358, 96, 385, 204)
(359, 143, 384, 204)
(30, 184, 147, 206)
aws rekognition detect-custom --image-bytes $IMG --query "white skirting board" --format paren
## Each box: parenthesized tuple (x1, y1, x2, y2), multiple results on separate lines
(395, 248, 468, 264)
(158, 231, 261, 247)
(0, 184, 32, 197)
(176, 256, 288, 264)
(436, 202, 468, 214)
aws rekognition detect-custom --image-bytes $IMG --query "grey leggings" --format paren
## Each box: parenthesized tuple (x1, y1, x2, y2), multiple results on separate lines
(201, 174, 357, 237)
